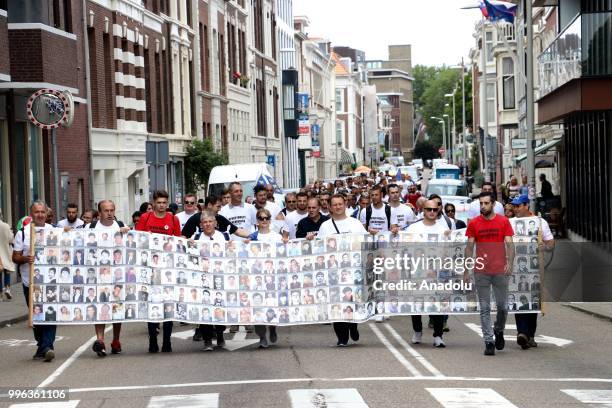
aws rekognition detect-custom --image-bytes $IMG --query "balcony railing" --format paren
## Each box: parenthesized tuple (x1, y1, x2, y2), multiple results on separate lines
(538, 12, 612, 99)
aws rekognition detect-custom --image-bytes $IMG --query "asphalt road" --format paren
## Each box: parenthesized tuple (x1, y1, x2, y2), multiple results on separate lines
(0, 303, 611, 408)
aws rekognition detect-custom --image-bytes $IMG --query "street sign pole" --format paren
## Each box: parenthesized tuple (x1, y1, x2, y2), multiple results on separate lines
(525, 0, 536, 212)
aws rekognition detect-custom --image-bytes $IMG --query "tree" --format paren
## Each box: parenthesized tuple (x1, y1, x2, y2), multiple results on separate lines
(414, 140, 439, 162)
(184, 139, 227, 194)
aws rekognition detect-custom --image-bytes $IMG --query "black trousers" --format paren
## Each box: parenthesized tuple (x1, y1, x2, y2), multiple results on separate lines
(148, 321, 173, 344)
(333, 322, 358, 344)
(199, 325, 226, 341)
(515, 313, 538, 338)
(412, 315, 444, 337)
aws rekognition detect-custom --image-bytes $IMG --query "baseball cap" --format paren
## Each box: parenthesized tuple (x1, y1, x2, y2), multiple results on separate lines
(510, 194, 529, 205)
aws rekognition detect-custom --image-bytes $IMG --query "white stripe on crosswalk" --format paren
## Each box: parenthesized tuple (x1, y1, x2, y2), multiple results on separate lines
(369, 323, 423, 376)
(9, 402, 80, 408)
(147, 393, 219, 408)
(288, 388, 369, 408)
(383, 323, 444, 377)
(562, 389, 612, 406)
(426, 388, 518, 408)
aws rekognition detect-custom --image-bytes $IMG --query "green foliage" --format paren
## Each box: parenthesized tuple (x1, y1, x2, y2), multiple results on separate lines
(414, 140, 439, 162)
(184, 138, 227, 194)
(413, 65, 473, 148)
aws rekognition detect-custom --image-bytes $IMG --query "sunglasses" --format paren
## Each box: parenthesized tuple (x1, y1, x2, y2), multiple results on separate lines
(185, 201, 196, 205)
(286, 200, 297, 204)
(446, 209, 455, 213)
(423, 207, 439, 212)
(257, 216, 271, 221)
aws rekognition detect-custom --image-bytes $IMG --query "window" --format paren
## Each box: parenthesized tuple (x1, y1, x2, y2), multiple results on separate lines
(485, 31, 493, 62)
(335, 88, 344, 112)
(336, 121, 343, 146)
(502, 57, 515, 109)
(486, 82, 496, 123)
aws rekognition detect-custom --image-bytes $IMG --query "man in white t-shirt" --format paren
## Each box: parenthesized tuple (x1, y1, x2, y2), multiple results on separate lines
(57, 203, 84, 229)
(358, 185, 395, 234)
(511, 194, 554, 350)
(387, 183, 416, 232)
(318, 194, 366, 347)
(176, 194, 199, 230)
(12, 201, 56, 362)
(87, 200, 130, 357)
(467, 182, 504, 221)
(406, 199, 450, 348)
(282, 192, 308, 240)
(219, 182, 257, 234)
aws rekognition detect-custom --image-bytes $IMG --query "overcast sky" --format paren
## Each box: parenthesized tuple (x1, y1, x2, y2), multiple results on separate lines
(293, 0, 483, 67)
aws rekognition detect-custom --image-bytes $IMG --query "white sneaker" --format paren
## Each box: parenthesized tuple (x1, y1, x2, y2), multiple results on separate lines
(411, 332, 422, 344)
(434, 336, 446, 348)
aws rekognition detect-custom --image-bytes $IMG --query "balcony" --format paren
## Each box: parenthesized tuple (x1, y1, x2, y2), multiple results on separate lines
(538, 12, 612, 99)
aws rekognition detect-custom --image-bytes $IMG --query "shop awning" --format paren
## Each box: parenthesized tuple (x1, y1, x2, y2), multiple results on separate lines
(340, 148, 355, 165)
(514, 136, 563, 164)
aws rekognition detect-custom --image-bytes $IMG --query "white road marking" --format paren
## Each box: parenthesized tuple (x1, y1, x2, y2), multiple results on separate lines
(9, 401, 80, 408)
(427, 388, 518, 408)
(289, 388, 369, 408)
(66, 376, 612, 394)
(171, 327, 259, 351)
(463, 322, 573, 347)
(147, 393, 219, 408)
(383, 323, 444, 377)
(37, 326, 112, 388)
(0, 336, 67, 347)
(562, 389, 612, 406)
(368, 323, 422, 377)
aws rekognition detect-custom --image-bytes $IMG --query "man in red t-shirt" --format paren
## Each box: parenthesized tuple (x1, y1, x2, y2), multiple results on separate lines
(403, 184, 422, 208)
(465, 191, 514, 356)
(136, 190, 181, 353)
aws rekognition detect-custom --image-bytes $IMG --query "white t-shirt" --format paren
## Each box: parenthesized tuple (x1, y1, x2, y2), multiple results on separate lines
(390, 203, 416, 230)
(468, 200, 504, 219)
(198, 230, 227, 243)
(57, 218, 84, 228)
(87, 221, 121, 231)
(359, 204, 390, 232)
(13, 224, 53, 287)
(518, 216, 554, 241)
(318, 216, 367, 238)
(219, 203, 257, 233)
(256, 231, 283, 243)
(283, 210, 308, 239)
(176, 211, 197, 230)
(406, 219, 450, 235)
(265, 201, 283, 220)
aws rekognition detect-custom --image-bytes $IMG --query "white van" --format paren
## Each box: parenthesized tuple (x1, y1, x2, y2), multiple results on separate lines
(207, 163, 283, 203)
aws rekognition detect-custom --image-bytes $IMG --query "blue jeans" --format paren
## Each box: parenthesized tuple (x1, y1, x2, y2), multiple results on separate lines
(23, 284, 57, 355)
(0, 270, 10, 290)
(475, 273, 508, 344)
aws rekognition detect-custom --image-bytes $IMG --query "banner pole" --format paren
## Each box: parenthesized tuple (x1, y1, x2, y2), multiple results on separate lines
(28, 222, 35, 327)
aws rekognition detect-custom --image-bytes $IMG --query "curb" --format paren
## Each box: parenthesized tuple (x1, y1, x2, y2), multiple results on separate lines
(0, 314, 29, 328)
(564, 303, 612, 323)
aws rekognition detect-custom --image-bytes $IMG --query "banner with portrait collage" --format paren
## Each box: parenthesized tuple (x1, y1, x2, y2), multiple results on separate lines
(29, 217, 542, 325)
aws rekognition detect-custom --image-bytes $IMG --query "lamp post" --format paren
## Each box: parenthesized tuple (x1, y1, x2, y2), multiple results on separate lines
(445, 92, 456, 164)
(449, 60, 468, 177)
(430, 116, 445, 158)
(443, 113, 451, 161)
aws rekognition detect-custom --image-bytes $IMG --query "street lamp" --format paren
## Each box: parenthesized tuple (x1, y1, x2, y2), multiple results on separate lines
(445, 92, 456, 164)
(450, 61, 468, 178)
(443, 114, 451, 160)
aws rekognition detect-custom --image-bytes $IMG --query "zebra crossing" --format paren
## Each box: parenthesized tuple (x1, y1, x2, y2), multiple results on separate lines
(7, 388, 612, 407)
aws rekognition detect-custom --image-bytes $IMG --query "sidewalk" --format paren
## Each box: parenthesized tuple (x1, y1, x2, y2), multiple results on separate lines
(0, 284, 28, 327)
(564, 302, 612, 322)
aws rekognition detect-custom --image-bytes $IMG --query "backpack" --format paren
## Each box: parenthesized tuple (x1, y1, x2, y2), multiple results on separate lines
(365, 204, 392, 230)
(441, 214, 453, 230)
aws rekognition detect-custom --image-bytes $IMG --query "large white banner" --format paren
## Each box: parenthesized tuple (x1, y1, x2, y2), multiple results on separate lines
(30, 217, 542, 325)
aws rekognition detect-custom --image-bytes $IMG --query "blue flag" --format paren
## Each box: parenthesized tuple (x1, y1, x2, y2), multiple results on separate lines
(480, 0, 517, 24)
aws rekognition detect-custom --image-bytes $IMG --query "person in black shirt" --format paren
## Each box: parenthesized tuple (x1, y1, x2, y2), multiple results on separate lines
(181, 195, 250, 239)
(296, 198, 330, 239)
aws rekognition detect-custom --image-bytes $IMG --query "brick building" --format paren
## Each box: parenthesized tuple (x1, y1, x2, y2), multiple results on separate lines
(0, 0, 91, 226)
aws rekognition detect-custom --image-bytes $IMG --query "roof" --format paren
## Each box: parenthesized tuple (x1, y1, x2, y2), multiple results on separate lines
(331, 52, 350, 76)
